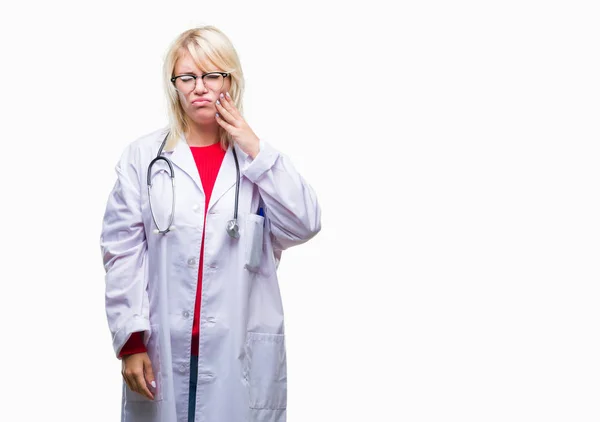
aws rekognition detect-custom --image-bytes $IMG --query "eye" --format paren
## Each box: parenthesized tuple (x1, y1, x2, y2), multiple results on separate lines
(179, 75, 195, 82)
(205, 74, 220, 80)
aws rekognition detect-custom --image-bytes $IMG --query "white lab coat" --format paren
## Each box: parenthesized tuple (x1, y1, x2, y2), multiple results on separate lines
(100, 127, 321, 422)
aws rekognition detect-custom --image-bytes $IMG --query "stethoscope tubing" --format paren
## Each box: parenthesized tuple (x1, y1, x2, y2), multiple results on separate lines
(147, 131, 240, 237)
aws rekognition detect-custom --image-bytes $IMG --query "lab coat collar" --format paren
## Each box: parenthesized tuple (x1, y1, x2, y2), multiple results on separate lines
(163, 135, 203, 194)
(208, 142, 244, 212)
(163, 134, 248, 212)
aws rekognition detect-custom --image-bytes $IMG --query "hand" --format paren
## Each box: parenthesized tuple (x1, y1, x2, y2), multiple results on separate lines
(215, 91, 260, 159)
(121, 352, 156, 400)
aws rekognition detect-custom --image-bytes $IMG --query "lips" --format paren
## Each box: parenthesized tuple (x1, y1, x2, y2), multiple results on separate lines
(192, 99, 211, 104)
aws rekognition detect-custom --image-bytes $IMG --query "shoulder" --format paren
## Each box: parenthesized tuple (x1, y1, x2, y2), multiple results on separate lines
(118, 126, 169, 164)
(113, 126, 169, 182)
(127, 126, 169, 155)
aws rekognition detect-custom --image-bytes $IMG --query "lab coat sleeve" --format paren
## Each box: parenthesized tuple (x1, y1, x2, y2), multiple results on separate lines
(100, 145, 150, 359)
(241, 139, 321, 251)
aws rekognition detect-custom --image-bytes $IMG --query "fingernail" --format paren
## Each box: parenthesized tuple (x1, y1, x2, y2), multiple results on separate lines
(216, 99, 220, 105)
(151, 381, 156, 388)
(216, 112, 220, 118)
(226, 92, 231, 98)
(220, 93, 224, 98)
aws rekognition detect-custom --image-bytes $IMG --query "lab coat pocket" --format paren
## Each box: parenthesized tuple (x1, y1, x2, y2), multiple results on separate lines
(244, 214, 265, 273)
(243, 332, 287, 410)
(124, 324, 164, 403)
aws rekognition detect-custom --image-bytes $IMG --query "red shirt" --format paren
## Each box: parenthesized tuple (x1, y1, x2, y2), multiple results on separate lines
(119, 142, 226, 358)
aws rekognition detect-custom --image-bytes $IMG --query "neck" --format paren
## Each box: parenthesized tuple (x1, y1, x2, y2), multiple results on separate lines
(185, 121, 220, 146)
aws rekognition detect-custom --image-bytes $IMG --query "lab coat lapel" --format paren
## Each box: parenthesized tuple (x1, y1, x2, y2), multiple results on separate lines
(165, 136, 204, 195)
(208, 144, 240, 213)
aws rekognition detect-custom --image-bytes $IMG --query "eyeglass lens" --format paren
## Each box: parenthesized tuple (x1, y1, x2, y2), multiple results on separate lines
(174, 74, 224, 93)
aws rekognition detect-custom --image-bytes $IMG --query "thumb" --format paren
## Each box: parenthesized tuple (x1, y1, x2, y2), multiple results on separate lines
(144, 355, 156, 389)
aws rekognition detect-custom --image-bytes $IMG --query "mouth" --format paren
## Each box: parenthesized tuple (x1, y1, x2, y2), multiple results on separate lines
(192, 99, 211, 105)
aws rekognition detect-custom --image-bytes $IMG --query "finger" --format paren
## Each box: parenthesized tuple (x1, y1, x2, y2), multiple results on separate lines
(220, 92, 241, 120)
(215, 112, 235, 132)
(124, 371, 139, 394)
(122, 361, 136, 391)
(144, 356, 156, 391)
(215, 98, 237, 125)
(133, 371, 154, 400)
(121, 368, 133, 391)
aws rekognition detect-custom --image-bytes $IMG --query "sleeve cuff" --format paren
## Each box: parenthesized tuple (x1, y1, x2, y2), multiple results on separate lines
(113, 315, 150, 358)
(118, 332, 147, 358)
(241, 139, 280, 182)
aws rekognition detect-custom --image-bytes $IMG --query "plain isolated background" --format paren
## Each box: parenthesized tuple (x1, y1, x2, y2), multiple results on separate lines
(0, 1, 599, 421)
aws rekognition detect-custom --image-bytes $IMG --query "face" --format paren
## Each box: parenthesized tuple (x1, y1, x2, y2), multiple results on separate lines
(172, 50, 231, 125)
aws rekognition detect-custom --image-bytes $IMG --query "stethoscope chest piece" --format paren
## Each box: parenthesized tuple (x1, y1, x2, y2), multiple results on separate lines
(226, 219, 240, 238)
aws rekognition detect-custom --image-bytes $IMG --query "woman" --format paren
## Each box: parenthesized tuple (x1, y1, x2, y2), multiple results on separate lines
(100, 26, 321, 422)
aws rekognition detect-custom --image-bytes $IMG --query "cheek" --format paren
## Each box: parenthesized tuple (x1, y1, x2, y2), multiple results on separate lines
(176, 93, 188, 107)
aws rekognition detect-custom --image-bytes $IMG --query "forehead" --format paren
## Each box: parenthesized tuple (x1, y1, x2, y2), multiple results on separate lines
(174, 49, 215, 73)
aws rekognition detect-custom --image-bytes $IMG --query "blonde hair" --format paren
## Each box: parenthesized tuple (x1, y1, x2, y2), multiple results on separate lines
(162, 26, 245, 151)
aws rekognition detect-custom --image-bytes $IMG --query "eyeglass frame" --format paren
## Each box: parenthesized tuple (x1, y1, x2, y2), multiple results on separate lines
(170, 72, 231, 92)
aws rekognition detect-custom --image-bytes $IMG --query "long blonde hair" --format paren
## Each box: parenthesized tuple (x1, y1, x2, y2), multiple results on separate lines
(162, 26, 245, 151)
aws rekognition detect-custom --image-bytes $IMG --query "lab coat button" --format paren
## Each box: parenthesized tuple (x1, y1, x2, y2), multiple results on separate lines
(207, 316, 216, 325)
(193, 204, 201, 213)
(187, 258, 196, 266)
(179, 365, 186, 373)
(183, 311, 190, 318)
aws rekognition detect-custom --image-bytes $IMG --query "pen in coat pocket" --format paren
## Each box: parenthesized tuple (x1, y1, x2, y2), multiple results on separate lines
(257, 207, 265, 226)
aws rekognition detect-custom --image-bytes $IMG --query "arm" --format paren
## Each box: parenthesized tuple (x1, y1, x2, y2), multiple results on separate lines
(100, 145, 150, 359)
(241, 139, 322, 251)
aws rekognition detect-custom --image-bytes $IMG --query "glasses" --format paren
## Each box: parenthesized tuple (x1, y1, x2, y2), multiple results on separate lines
(170, 72, 230, 94)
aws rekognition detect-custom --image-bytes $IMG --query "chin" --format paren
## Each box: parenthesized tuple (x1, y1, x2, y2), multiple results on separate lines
(190, 116, 217, 125)
(189, 108, 212, 116)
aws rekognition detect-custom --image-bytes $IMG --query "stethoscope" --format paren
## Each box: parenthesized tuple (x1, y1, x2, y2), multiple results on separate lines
(147, 131, 241, 238)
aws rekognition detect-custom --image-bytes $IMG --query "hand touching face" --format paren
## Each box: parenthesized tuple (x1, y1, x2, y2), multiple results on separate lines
(215, 92, 260, 159)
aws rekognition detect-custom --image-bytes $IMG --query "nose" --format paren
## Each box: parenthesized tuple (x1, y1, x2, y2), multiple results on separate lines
(193, 78, 208, 94)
